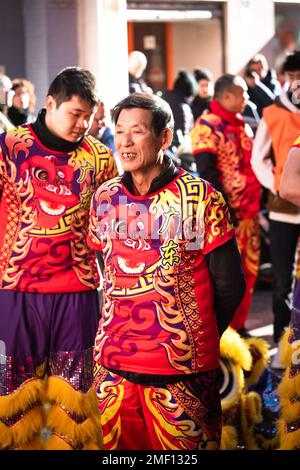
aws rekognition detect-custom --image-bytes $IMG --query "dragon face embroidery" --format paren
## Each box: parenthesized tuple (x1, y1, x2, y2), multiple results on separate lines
(101, 203, 160, 288)
(21, 155, 79, 228)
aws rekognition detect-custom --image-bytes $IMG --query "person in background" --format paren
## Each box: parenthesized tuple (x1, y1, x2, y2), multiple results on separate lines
(191, 67, 213, 121)
(247, 54, 282, 96)
(88, 100, 116, 154)
(251, 50, 300, 368)
(162, 70, 197, 174)
(0, 73, 14, 133)
(0, 66, 117, 450)
(88, 92, 245, 450)
(162, 69, 197, 149)
(243, 68, 275, 117)
(128, 50, 152, 94)
(7, 80, 32, 126)
(190, 74, 261, 338)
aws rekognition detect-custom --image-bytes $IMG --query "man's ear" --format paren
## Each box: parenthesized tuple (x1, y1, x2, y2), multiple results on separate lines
(46, 95, 56, 114)
(160, 128, 173, 150)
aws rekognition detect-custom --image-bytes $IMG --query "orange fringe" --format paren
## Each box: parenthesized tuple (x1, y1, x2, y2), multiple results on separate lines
(44, 376, 102, 450)
(0, 378, 45, 417)
(46, 376, 99, 416)
(46, 404, 101, 446)
(0, 405, 45, 449)
(43, 433, 73, 451)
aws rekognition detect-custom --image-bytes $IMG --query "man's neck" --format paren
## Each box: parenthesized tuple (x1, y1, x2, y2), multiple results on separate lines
(131, 165, 164, 195)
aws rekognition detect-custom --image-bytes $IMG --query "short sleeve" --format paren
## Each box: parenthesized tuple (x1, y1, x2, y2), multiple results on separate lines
(201, 184, 235, 255)
(87, 190, 103, 251)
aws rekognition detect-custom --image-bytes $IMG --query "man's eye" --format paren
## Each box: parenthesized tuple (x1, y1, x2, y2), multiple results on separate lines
(33, 168, 48, 181)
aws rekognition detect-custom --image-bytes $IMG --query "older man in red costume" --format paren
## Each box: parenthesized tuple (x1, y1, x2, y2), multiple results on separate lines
(89, 92, 245, 450)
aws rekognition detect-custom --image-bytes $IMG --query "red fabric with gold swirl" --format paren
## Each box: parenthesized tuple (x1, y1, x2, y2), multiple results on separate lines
(0, 125, 117, 293)
(89, 171, 235, 376)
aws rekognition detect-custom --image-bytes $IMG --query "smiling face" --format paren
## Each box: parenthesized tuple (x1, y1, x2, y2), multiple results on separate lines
(45, 94, 96, 142)
(115, 107, 171, 182)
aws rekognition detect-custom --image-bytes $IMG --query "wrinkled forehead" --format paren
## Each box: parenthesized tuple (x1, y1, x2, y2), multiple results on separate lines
(117, 107, 153, 127)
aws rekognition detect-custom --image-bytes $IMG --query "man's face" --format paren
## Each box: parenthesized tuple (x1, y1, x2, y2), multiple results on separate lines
(225, 84, 249, 114)
(115, 107, 168, 176)
(12, 86, 30, 110)
(88, 102, 105, 137)
(198, 79, 212, 98)
(286, 70, 300, 94)
(46, 95, 96, 142)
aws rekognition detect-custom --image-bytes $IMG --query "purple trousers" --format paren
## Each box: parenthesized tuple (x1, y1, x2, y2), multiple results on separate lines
(0, 289, 100, 396)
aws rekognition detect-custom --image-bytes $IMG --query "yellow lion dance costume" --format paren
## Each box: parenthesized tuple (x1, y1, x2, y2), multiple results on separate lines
(220, 328, 280, 450)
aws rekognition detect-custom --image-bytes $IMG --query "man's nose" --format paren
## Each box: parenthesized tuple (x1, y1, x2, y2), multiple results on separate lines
(122, 132, 134, 146)
(77, 117, 89, 129)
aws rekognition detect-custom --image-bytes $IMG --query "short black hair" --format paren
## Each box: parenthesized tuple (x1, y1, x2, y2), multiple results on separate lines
(194, 68, 212, 83)
(214, 74, 240, 99)
(282, 50, 300, 72)
(112, 92, 174, 135)
(47, 66, 99, 108)
(174, 69, 197, 97)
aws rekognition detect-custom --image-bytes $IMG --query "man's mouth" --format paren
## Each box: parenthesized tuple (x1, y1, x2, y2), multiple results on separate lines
(121, 152, 136, 161)
(117, 256, 145, 274)
(39, 200, 66, 216)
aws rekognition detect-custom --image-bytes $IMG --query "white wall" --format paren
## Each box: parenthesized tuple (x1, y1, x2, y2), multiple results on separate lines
(23, 0, 49, 111)
(172, 20, 223, 84)
(77, 0, 129, 112)
(225, 0, 275, 73)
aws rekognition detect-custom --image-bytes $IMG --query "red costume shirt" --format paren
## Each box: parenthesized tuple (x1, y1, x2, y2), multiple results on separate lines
(0, 125, 117, 293)
(190, 100, 261, 220)
(88, 171, 235, 376)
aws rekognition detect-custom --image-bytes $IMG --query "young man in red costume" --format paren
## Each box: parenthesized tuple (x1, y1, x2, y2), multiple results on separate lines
(88, 92, 245, 450)
(0, 67, 117, 449)
(190, 74, 261, 337)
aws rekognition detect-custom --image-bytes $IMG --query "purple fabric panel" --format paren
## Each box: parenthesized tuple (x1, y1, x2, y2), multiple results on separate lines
(0, 290, 100, 394)
(0, 290, 99, 356)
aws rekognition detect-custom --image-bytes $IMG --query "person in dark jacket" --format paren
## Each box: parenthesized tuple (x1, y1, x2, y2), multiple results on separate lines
(162, 69, 197, 149)
(191, 68, 213, 121)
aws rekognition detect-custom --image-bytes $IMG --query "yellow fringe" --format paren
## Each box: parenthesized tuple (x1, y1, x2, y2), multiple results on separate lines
(45, 377, 102, 450)
(244, 337, 270, 387)
(240, 392, 263, 450)
(277, 367, 300, 407)
(46, 376, 98, 416)
(221, 365, 244, 411)
(82, 440, 102, 450)
(278, 418, 300, 450)
(0, 406, 45, 448)
(16, 435, 43, 450)
(0, 378, 45, 417)
(279, 396, 300, 423)
(46, 404, 101, 446)
(279, 327, 293, 366)
(220, 328, 252, 371)
(220, 425, 238, 450)
(43, 434, 73, 450)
